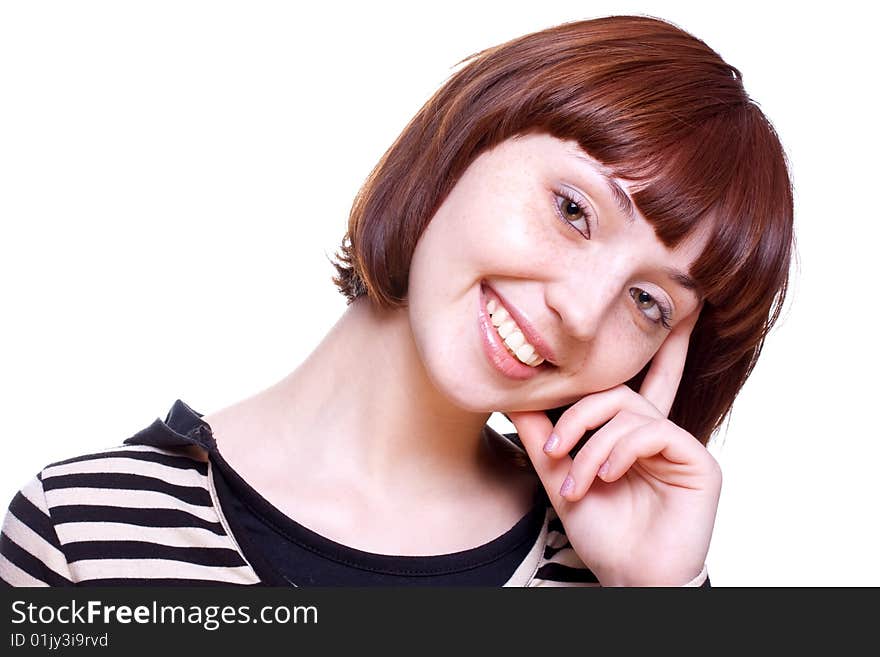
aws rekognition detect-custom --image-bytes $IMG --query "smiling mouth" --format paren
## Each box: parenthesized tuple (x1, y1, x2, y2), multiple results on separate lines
(486, 298, 546, 367)
(480, 282, 557, 367)
(478, 283, 556, 381)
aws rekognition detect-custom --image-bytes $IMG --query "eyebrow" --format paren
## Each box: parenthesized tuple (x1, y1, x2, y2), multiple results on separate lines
(569, 152, 636, 225)
(665, 267, 704, 302)
(568, 151, 704, 303)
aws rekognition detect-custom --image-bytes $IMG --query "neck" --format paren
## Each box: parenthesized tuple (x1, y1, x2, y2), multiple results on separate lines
(229, 296, 497, 502)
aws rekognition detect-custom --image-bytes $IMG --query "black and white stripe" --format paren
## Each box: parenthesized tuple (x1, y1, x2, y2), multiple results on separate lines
(2, 440, 698, 587)
(1, 444, 259, 586)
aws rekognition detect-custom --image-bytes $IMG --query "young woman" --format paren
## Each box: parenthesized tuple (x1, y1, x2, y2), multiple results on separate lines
(0, 15, 793, 587)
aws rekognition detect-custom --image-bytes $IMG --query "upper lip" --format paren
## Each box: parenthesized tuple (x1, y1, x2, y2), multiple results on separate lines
(484, 283, 558, 366)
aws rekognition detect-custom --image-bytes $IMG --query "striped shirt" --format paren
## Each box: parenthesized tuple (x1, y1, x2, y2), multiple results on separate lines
(1, 400, 709, 587)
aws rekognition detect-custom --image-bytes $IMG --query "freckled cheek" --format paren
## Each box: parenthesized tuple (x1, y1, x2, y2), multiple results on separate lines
(581, 333, 660, 390)
(464, 210, 557, 275)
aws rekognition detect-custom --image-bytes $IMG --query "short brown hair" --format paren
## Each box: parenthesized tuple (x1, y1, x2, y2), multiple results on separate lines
(331, 15, 795, 446)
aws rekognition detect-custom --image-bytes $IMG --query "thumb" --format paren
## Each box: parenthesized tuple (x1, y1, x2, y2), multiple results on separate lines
(505, 410, 570, 507)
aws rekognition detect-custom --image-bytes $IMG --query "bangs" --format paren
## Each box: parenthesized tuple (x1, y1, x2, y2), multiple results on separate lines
(455, 18, 794, 348)
(603, 104, 793, 344)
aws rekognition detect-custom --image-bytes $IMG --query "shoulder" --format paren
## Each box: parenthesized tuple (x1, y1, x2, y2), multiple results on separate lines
(39, 441, 212, 508)
(31, 398, 219, 520)
(1, 440, 258, 586)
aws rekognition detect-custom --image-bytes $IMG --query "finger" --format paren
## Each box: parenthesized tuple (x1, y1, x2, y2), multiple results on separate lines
(543, 384, 661, 459)
(639, 304, 702, 417)
(593, 419, 708, 486)
(561, 410, 653, 501)
(505, 410, 571, 508)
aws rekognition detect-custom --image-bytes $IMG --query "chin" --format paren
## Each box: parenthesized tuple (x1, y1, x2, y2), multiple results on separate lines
(438, 374, 498, 413)
(420, 358, 494, 413)
(446, 393, 495, 414)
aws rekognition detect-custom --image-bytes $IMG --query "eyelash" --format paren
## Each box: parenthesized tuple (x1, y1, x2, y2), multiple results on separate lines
(552, 187, 593, 239)
(631, 288, 673, 330)
(552, 187, 673, 330)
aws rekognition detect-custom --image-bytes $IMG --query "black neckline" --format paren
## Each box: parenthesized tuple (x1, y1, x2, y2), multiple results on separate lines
(155, 399, 547, 580)
(211, 446, 546, 575)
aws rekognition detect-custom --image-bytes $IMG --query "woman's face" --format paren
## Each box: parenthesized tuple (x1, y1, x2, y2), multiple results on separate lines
(407, 133, 708, 413)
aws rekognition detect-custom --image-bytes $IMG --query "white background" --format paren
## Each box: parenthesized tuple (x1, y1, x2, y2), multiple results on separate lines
(1, 1, 877, 586)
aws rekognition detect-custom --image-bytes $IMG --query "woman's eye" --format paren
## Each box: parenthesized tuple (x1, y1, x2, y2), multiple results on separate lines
(629, 287, 672, 329)
(554, 192, 591, 238)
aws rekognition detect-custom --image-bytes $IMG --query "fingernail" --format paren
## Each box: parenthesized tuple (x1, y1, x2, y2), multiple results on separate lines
(560, 475, 574, 496)
(598, 460, 610, 478)
(543, 433, 560, 453)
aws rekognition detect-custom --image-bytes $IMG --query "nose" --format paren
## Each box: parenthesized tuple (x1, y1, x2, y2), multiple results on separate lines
(544, 257, 627, 343)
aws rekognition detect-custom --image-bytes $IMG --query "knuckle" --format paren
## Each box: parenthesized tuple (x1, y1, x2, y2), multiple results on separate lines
(656, 417, 678, 433)
(707, 454, 723, 481)
(616, 408, 643, 424)
(651, 417, 668, 431)
(614, 383, 636, 402)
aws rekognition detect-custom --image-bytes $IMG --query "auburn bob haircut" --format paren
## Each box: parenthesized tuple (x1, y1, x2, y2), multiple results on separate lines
(331, 15, 795, 447)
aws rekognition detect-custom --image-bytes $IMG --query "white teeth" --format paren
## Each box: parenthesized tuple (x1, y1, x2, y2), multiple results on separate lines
(506, 330, 526, 350)
(491, 306, 510, 326)
(516, 343, 536, 362)
(497, 319, 516, 339)
(487, 295, 545, 367)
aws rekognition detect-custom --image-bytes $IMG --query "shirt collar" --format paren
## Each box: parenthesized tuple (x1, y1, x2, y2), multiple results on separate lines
(123, 399, 215, 452)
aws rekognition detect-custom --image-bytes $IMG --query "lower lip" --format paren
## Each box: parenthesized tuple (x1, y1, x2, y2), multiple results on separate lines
(478, 284, 550, 381)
